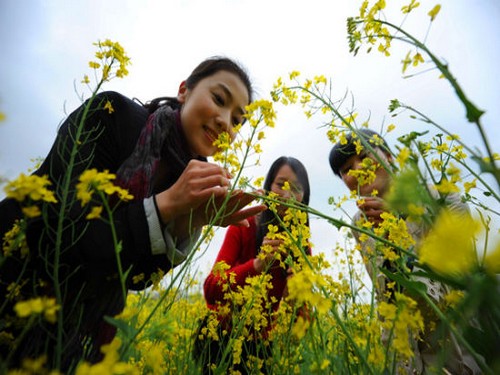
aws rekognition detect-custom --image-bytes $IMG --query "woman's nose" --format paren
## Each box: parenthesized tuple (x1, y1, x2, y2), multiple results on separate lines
(280, 189, 292, 199)
(216, 111, 231, 132)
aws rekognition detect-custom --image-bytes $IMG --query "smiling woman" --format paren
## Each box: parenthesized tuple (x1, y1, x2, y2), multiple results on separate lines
(0, 56, 265, 371)
(177, 70, 249, 158)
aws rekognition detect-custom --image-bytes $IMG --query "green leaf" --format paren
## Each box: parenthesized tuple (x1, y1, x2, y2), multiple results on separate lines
(105, 315, 138, 340)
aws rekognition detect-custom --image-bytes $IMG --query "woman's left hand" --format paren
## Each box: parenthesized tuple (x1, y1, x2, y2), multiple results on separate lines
(181, 190, 266, 229)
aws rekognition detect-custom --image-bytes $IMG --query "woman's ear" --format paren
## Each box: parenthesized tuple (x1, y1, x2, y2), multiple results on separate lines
(177, 81, 188, 103)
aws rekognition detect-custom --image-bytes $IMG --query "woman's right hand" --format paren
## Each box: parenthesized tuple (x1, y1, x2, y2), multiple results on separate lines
(254, 237, 285, 272)
(155, 159, 266, 233)
(155, 159, 232, 223)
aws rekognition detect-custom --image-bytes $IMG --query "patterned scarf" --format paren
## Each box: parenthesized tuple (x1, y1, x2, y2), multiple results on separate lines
(116, 104, 204, 200)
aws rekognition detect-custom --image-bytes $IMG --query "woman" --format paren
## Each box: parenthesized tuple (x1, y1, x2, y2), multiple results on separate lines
(0, 57, 265, 370)
(198, 156, 311, 374)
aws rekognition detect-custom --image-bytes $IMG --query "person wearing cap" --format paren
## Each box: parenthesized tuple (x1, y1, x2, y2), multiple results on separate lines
(329, 128, 481, 374)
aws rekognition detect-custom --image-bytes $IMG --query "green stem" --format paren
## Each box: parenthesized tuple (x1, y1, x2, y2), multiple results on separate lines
(356, 18, 498, 190)
(99, 191, 128, 302)
(51, 80, 104, 368)
(418, 291, 493, 374)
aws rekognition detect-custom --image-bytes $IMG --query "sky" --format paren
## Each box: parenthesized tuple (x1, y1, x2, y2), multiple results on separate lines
(1, 0, 499, 288)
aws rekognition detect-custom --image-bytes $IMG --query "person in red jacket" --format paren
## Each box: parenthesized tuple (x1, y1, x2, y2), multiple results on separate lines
(196, 156, 311, 374)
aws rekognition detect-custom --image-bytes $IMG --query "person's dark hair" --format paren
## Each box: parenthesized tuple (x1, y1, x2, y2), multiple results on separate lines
(144, 56, 253, 113)
(329, 128, 391, 177)
(256, 156, 311, 250)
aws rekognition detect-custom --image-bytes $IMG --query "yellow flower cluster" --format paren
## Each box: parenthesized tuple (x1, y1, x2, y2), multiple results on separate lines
(2, 219, 29, 258)
(375, 212, 416, 251)
(349, 1, 442, 75)
(84, 39, 131, 85)
(347, 158, 378, 192)
(75, 169, 133, 206)
(4, 174, 57, 204)
(378, 293, 423, 359)
(211, 131, 242, 175)
(245, 99, 276, 129)
(6, 355, 62, 375)
(287, 267, 332, 315)
(212, 99, 276, 182)
(401, 0, 420, 14)
(401, 51, 425, 74)
(14, 297, 59, 324)
(419, 209, 479, 277)
(75, 338, 139, 375)
(271, 72, 331, 120)
(4, 174, 57, 218)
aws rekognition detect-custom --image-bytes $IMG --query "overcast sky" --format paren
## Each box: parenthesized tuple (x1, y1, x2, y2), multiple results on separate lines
(1, 0, 499, 284)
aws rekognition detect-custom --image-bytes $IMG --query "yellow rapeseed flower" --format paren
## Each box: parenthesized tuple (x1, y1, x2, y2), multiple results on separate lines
(463, 179, 476, 194)
(253, 176, 264, 188)
(86, 205, 103, 220)
(428, 4, 441, 21)
(14, 297, 60, 323)
(396, 147, 411, 168)
(291, 316, 310, 339)
(21, 205, 41, 218)
(76, 169, 133, 206)
(88, 61, 101, 69)
(412, 52, 424, 67)
(419, 209, 479, 277)
(444, 290, 464, 308)
(347, 158, 378, 190)
(434, 179, 460, 194)
(402, 0, 420, 14)
(2, 220, 28, 257)
(4, 173, 57, 204)
(104, 100, 114, 114)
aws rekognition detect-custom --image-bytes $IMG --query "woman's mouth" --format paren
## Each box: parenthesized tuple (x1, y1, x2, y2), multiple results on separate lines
(203, 125, 219, 144)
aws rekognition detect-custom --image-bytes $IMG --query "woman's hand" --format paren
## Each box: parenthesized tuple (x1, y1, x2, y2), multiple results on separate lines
(155, 160, 231, 223)
(155, 160, 266, 237)
(183, 190, 266, 229)
(357, 196, 387, 227)
(254, 237, 285, 272)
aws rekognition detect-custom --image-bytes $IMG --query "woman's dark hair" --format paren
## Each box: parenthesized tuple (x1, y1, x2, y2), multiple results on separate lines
(256, 156, 311, 250)
(328, 128, 391, 177)
(144, 56, 253, 113)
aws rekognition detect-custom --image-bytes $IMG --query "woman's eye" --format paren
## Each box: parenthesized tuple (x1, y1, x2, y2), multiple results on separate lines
(213, 93, 224, 105)
(232, 117, 241, 126)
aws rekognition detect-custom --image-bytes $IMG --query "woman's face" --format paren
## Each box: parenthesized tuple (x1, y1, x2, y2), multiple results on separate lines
(270, 164, 304, 216)
(177, 70, 249, 157)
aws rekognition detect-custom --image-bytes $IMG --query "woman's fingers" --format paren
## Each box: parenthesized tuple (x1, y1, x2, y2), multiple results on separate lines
(221, 204, 267, 227)
(157, 160, 233, 220)
(214, 192, 267, 227)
